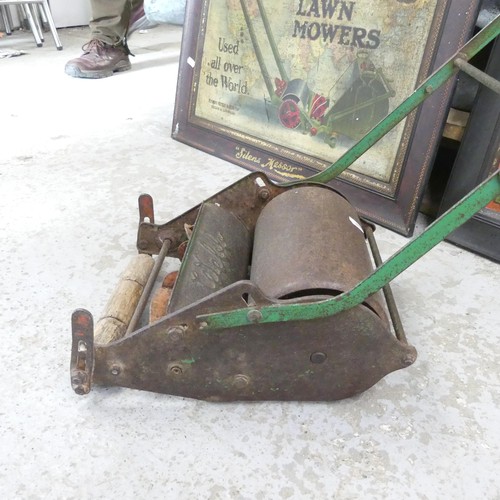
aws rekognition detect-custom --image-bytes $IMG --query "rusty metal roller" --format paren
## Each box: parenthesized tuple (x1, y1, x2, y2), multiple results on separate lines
(250, 185, 387, 321)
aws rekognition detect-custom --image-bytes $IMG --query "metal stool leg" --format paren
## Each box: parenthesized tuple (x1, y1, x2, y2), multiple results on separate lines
(1, 5, 13, 35)
(40, 0, 62, 50)
(27, 3, 44, 43)
(16, 4, 29, 31)
(36, 1, 48, 30)
(20, 3, 43, 46)
(4, 3, 14, 34)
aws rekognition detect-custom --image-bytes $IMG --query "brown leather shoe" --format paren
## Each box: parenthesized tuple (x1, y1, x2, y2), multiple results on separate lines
(65, 39, 131, 79)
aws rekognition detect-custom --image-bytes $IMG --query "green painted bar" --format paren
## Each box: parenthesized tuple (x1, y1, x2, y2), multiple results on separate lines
(287, 15, 500, 186)
(199, 172, 500, 330)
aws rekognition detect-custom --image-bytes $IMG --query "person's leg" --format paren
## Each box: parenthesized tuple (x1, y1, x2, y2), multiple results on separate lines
(89, 0, 134, 46)
(65, 0, 147, 79)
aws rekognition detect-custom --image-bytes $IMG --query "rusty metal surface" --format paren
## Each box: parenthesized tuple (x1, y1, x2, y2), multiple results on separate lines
(136, 173, 286, 257)
(250, 185, 388, 322)
(126, 239, 171, 335)
(454, 57, 500, 95)
(92, 282, 415, 401)
(70, 309, 94, 395)
(365, 225, 408, 345)
(138, 193, 155, 224)
(78, 175, 413, 401)
(71, 173, 420, 400)
(167, 203, 252, 313)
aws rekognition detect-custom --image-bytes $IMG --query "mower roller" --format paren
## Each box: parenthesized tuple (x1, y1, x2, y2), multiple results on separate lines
(70, 16, 500, 401)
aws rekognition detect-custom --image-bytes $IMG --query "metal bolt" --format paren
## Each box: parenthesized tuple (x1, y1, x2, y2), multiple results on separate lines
(247, 309, 262, 323)
(425, 85, 433, 94)
(233, 374, 250, 389)
(167, 326, 184, 341)
(259, 188, 271, 200)
(138, 239, 149, 250)
(403, 354, 415, 366)
(310, 352, 327, 364)
(71, 371, 88, 395)
(170, 365, 183, 375)
(110, 366, 121, 376)
(71, 372, 86, 385)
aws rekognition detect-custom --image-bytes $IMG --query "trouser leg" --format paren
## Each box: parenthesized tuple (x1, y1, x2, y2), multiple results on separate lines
(89, 0, 144, 45)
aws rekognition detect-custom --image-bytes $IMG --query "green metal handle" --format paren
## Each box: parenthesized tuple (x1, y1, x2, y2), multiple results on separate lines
(284, 15, 500, 186)
(198, 169, 500, 330)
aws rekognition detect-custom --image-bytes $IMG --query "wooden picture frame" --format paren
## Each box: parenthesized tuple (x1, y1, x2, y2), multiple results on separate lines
(173, 0, 480, 235)
(438, 38, 500, 262)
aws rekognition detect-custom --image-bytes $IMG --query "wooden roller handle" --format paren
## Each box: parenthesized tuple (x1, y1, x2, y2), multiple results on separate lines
(94, 254, 155, 345)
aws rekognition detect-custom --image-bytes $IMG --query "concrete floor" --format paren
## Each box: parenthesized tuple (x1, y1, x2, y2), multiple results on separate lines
(1, 25, 499, 500)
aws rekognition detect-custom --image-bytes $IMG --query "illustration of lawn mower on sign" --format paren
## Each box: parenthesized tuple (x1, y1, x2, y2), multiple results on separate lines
(240, 0, 395, 147)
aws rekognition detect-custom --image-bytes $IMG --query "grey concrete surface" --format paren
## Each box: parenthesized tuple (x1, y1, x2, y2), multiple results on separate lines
(0, 25, 499, 500)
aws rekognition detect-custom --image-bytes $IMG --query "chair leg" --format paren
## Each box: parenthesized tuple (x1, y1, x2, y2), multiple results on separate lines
(28, 3, 44, 43)
(20, 3, 43, 46)
(0, 5, 13, 35)
(40, 0, 63, 50)
(36, 2, 49, 30)
(5, 4, 14, 34)
(17, 4, 29, 31)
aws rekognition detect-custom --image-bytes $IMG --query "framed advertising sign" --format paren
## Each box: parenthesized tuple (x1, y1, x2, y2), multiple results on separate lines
(173, 0, 480, 235)
(438, 38, 500, 262)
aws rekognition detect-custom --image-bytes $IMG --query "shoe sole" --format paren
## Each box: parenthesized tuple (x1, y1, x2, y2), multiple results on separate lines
(64, 60, 132, 79)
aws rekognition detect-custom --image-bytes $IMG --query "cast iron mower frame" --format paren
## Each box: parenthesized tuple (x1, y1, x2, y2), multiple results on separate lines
(70, 17, 500, 401)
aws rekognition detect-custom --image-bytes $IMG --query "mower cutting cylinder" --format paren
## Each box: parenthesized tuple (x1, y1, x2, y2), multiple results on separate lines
(167, 203, 253, 314)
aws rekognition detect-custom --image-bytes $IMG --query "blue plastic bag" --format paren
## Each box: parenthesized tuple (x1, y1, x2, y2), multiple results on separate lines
(145, 0, 186, 26)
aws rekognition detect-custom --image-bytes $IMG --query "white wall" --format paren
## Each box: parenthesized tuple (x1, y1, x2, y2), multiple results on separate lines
(49, 0, 91, 28)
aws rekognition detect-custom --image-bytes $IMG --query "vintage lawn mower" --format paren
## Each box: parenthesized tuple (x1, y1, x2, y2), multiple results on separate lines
(70, 17, 500, 401)
(240, 0, 395, 147)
